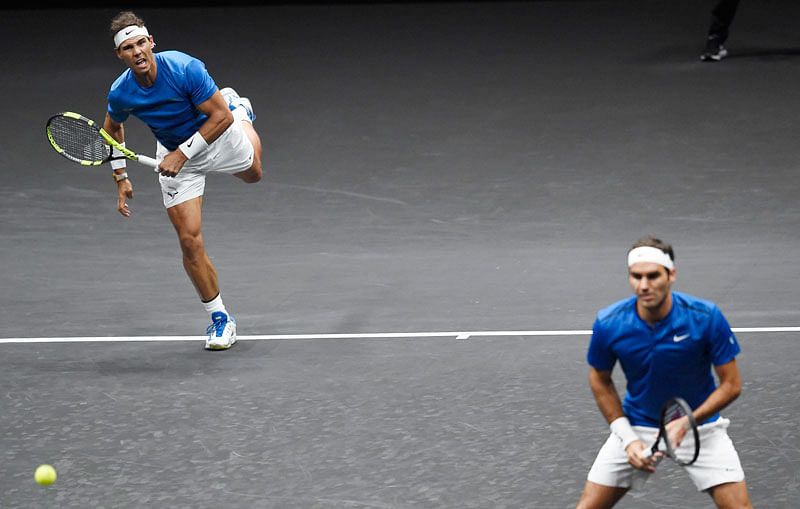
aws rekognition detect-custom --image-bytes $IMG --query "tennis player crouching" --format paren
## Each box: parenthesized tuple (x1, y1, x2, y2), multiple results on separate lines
(103, 11, 263, 350)
(576, 237, 752, 508)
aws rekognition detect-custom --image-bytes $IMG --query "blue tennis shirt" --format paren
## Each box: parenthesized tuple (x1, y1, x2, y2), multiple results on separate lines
(587, 291, 741, 427)
(107, 51, 217, 151)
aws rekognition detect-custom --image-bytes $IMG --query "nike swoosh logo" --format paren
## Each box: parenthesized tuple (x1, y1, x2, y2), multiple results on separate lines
(124, 28, 134, 35)
(673, 334, 690, 342)
(186, 138, 194, 147)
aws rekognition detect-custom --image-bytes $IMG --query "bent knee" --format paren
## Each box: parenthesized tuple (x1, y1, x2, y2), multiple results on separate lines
(236, 164, 262, 183)
(247, 167, 262, 183)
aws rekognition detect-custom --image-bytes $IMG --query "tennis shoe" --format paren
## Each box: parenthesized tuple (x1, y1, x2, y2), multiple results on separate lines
(701, 37, 728, 61)
(220, 87, 256, 123)
(205, 311, 237, 350)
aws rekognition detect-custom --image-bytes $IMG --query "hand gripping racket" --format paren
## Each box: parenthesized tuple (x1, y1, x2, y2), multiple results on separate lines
(650, 397, 700, 465)
(46, 112, 159, 170)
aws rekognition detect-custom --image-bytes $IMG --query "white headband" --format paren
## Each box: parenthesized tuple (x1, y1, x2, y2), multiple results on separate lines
(627, 246, 674, 270)
(114, 25, 150, 48)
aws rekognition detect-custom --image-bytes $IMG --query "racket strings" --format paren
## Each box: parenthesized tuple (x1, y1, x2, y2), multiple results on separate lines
(48, 117, 109, 162)
(655, 397, 700, 465)
(666, 404, 687, 422)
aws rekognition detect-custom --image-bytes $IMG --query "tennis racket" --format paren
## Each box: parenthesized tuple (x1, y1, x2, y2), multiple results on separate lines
(649, 396, 700, 465)
(46, 111, 159, 170)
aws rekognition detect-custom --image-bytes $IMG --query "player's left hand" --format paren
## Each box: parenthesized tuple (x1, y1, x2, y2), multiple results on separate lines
(665, 415, 689, 449)
(116, 178, 134, 217)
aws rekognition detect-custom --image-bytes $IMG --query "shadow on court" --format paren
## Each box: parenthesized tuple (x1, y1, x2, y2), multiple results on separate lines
(1, 1, 799, 507)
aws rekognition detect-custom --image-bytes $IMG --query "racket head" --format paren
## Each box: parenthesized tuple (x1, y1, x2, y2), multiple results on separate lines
(46, 112, 111, 166)
(659, 397, 700, 465)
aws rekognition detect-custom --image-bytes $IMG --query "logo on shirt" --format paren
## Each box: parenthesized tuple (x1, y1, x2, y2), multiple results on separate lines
(673, 333, 690, 342)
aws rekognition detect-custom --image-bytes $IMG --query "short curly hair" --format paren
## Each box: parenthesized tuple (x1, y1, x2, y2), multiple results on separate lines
(109, 11, 146, 38)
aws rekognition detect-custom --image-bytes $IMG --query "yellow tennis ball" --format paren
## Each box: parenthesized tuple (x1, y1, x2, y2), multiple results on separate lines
(34, 464, 56, 486)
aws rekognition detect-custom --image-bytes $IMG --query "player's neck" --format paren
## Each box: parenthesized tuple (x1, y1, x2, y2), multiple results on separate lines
(133, 60, 158, 88)
(637, 292, 673, 326)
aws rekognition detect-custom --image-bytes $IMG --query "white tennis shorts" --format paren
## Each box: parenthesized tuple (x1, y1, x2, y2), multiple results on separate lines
(156, 109, 254, 209)
(587, 417, 745, 492)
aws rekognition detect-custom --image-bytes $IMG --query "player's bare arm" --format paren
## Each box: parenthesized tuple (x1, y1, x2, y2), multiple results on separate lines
(693, 359, 742, 423)
(662, 361, 741, 452)
(589, 367, 655, 471)
(158, 91, 234, 177)
(589, 367, 625, 423)
(103, 113, 134, 217)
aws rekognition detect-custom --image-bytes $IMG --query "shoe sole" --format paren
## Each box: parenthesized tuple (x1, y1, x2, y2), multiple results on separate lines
(205, 338, 237, 350)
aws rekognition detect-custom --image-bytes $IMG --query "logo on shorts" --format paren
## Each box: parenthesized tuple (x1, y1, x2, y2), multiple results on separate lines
(166, 188, 179, 199)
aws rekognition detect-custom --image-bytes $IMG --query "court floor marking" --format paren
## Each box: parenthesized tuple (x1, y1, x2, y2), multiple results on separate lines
(0, 327, 798, 344)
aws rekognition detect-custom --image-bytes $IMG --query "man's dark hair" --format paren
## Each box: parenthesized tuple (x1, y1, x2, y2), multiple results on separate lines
(629, 236, 675, 263)
(110, 11, 145, 37)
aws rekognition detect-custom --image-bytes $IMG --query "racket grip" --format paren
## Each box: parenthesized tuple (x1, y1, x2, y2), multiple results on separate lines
(136, 154, 160, 169)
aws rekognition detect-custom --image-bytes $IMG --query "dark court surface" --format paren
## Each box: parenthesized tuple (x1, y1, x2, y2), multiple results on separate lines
(1, 1, 799, 507)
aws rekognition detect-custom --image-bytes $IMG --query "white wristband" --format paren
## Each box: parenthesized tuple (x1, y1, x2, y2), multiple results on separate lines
(609, 416, 639, 450)
(110, 142, 127, 169)
(178, 131, 209, 159)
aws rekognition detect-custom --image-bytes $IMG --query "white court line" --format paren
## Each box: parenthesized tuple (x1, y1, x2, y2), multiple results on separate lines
(0, 327, 798, 344)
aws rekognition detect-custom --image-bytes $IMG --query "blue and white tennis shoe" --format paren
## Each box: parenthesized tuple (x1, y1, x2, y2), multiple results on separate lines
(205, 311, 237, 350)
(220, 87, 256, 123)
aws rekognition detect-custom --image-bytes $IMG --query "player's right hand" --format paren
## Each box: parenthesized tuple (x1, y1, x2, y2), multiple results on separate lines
(626, 441, 657, 472)
(158, 149, 187, 177)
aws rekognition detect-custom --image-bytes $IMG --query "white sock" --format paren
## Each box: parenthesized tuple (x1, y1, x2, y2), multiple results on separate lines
(202, 293, 228, 318)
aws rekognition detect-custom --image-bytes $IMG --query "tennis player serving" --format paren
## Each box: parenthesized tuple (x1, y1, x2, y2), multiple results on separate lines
(105, 11, 263, 349)
(576, 237, 752, 508)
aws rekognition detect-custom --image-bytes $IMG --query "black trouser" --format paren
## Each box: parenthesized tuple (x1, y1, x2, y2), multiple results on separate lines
(708, 0, 741, 42)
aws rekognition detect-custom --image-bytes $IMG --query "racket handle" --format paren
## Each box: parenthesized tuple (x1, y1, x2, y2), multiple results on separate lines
(136, 154, 160, 169)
